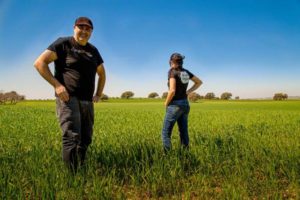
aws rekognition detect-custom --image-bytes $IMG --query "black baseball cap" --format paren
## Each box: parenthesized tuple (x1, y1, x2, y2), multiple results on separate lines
(75, 17, 93, 29)
(170, 53, 185, 61)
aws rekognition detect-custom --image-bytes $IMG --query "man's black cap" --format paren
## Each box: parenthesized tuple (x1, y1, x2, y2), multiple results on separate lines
(75, 17, 93, 29)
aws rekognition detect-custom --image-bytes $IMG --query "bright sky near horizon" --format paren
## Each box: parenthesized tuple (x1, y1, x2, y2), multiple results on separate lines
(0, 0, 299, 99)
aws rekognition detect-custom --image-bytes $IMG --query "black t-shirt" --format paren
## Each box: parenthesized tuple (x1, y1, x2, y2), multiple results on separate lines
(47, 37, 103, 101)
(168, 68, 194, 101)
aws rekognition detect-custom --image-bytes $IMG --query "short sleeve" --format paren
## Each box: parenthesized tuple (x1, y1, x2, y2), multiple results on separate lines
(94, 49, 104, 66)
(185, 69, 194, 79)
(168, 69, 177, 79)
(47, 37, 65, 58)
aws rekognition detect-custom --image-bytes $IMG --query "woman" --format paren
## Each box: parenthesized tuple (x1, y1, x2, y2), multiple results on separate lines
(162, 53, 202, 151)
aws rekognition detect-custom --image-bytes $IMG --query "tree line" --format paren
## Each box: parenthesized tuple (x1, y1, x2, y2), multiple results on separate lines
(273, 93, 288, 100)
(116, 91, 234, 100)
(0, 90, 289, 104)
(0, 91, 25, 104)
(105, 91, 290, 101)
(100, 91, 289, 101)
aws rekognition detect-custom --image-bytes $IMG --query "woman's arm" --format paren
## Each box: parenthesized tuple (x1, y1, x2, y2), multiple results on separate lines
(164, 78, 176, 107)
(186, 76, 202, 95)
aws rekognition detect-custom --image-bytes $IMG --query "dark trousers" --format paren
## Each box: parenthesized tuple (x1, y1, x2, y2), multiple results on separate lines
(56, 97, 94, 171)
(162, 99, 190, 151)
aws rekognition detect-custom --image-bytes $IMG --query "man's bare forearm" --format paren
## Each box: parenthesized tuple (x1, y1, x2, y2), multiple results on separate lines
(95, 76, 105, 96)
(95, 64, 106, 96)
(34, 61, 60, 88)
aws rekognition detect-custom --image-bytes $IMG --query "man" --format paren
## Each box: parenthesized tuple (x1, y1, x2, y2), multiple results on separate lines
(34, 17, 106, 172)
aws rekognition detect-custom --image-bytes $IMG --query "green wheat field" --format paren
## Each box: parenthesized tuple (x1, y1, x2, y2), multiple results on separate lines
(0, 100, 299, 199)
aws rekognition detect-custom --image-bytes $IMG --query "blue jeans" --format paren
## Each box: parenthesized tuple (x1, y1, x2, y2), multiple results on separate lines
(56, 97, 94, 171)
(162, 99, 190, 151)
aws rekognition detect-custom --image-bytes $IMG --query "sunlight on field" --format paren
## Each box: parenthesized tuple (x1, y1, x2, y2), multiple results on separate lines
(0, 100, 299, 199)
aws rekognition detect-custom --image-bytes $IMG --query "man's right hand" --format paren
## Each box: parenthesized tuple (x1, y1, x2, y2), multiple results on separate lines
(55, 85, 69, 102)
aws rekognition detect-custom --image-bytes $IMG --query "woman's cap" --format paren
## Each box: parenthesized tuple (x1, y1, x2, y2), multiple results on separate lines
(75, 17, 93, 29)
(170, 53, 185, 61)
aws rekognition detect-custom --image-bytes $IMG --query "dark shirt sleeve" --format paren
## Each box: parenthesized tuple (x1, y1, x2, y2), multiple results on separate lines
(47, 37, 65, 59)
(185, 69, 194, 79)
(168, 69, 177, 79)
(94, 49, 104, 66)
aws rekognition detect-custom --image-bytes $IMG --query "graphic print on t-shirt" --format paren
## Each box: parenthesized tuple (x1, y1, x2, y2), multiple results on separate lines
(180, 71, 190, 84)
(66, 55, 77, 65)
(71, 47, 93, 57)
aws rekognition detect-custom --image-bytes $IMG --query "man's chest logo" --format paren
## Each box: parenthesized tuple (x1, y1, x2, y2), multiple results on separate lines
(71, 47, 93, 57)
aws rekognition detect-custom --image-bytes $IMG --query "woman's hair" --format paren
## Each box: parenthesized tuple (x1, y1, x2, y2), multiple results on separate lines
(170, 53, 185, 68)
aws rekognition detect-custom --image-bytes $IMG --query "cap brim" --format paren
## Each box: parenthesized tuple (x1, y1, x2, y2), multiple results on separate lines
(76, 23, 93, 28)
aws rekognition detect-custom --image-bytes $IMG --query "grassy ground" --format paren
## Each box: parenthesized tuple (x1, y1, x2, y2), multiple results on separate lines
(0, 100, 299, 199)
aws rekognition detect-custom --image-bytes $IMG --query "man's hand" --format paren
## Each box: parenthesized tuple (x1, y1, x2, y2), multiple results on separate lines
(93, 95, 101, 103)
(55, 85, 69, 102)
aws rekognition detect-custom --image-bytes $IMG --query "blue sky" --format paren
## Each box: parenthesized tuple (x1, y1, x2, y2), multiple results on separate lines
(0, 0, 299, 99)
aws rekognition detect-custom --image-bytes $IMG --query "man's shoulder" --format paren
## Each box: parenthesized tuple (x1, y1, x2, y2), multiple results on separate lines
(86, 42, 98, 51)
(50, 36, 72, 47)
(48, 37, 73, 53)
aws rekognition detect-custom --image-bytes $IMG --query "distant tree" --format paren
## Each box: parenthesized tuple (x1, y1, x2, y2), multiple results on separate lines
(0, 92, 4, 104)
(205, 92, 215, 100)
(0, 91, 25, 105)
(121, 91, 134, 99)
(220, 92, 232, 100)
(188, 92, 201, 102)
(273, 93, 288, 100)
(148, 92, 159, 98)
(161, 92, 168, 99)
(5, 91, 18, 104)
(235, 96, 240, 100)
(100, 94, 109, 101)
(18, 95, 25, 101)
